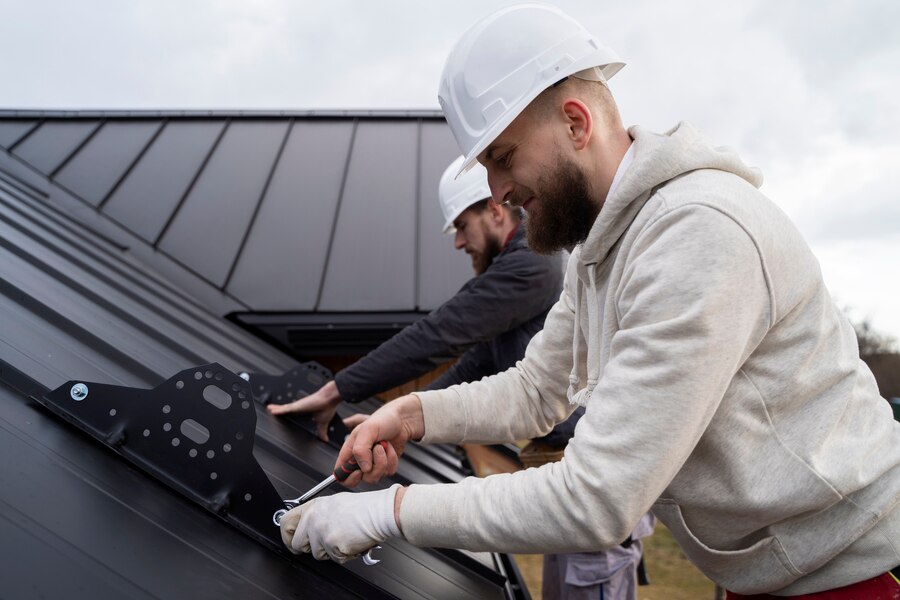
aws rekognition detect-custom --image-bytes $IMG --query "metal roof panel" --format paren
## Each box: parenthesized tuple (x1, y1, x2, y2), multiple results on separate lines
(54, 121, 161, 205)
(227, 120, 355, 309)
(13, 120, 99, 173)
(0, 112, 474, 314)
(0, 120, 37, 148)
(103, 120, 226, 242)
(0, 152, 530, 599)
(318, 121, 418, 310)
(158, 120, 290, 286)
(417, 121, 475, 309)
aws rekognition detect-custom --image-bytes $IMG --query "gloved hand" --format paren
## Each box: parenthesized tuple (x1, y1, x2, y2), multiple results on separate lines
(280, 484, 403, 563)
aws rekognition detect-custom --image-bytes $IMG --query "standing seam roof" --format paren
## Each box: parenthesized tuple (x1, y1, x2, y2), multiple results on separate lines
(0, 110, 473, 315)
(0, 143, 530, 598)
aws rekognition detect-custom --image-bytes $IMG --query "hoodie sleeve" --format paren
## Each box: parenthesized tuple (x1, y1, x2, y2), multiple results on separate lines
(400, 204, 771, 553)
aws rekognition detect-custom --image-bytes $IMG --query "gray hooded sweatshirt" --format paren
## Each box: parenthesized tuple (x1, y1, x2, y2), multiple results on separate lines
(399, 122, 900, 595)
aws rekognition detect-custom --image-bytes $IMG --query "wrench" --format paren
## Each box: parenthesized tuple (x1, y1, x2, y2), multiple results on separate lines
(273, 441, 390, 566)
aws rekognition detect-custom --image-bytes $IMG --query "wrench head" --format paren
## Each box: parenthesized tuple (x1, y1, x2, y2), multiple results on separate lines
(362, 545, 382, 566)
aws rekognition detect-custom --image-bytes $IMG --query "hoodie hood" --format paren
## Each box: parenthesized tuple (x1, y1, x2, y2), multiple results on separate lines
(579, 121, 763, 265)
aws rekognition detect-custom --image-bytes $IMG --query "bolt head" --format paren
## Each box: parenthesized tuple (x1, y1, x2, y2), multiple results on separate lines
(70, 383, 89, 401)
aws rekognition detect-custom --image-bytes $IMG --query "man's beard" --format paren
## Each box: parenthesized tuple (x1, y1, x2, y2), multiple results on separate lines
(524, 157, 599, 254)
(469, 226, 503, 275)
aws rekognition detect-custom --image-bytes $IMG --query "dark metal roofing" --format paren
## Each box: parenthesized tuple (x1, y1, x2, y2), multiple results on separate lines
(0, 110, 471, 317)
(0, 128, 528, 598)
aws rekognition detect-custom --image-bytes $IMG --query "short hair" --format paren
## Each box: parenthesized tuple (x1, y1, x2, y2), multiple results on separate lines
(526, 77, 621, 128)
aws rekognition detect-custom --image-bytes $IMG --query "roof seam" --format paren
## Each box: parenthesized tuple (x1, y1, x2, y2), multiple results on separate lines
(221, 118, 294, 294)
(153, 119, 229, 248)
(0, 187, 280, 369)
(314, 118, 358, 311)
(0, 160, 254, 316)
(0, 164, 48, 199)
(49, 119, 105, 179)
(97, 119, 168, 211)
(6, 119, 44, 152)
(0, 195, 257, 369)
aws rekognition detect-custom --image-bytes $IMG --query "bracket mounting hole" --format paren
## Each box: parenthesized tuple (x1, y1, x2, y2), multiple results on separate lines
(202, 385, 232, 410)
(180, 419, 210, 445)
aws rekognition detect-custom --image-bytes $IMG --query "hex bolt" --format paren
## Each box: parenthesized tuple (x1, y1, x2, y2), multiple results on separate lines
(70, 383, 89, 401)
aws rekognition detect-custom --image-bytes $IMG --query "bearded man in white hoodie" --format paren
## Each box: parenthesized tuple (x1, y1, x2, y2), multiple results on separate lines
(278, 5, 900, 598)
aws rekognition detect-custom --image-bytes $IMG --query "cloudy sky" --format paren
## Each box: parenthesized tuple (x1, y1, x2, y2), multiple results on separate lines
(2, 0, 899, 342)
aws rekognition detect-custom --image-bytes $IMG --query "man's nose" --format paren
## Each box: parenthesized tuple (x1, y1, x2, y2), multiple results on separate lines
(488, 172, 515, 206)
(454, 230, 466, 250)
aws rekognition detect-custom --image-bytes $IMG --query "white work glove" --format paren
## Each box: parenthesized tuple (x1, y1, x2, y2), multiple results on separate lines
(280, 484, 403, 563)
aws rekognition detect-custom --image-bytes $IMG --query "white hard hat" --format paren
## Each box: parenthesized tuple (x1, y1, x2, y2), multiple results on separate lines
(438, 155, 491, 233)
(438, 3, 625, 176)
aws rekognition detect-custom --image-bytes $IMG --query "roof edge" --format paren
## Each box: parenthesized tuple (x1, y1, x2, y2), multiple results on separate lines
(0, 108, 446, 120)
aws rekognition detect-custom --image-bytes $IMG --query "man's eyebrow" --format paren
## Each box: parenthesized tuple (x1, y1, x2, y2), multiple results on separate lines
(484, 142, 507, 164)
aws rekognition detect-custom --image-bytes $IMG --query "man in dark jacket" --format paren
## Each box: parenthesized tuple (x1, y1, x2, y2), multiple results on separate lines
(268, 155, 575, 442)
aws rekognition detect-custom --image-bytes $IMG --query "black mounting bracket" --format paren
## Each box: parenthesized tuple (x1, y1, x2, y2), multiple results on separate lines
(39, 363, 285, 550)
(245, 362, 351, 446)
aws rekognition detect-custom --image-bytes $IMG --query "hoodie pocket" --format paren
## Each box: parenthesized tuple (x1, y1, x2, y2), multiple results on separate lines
(652, 500, 799, 594)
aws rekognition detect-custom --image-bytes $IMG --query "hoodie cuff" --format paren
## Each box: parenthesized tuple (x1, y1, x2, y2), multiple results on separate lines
(415, 388, 467, 444)
(399, 483, 470, 549)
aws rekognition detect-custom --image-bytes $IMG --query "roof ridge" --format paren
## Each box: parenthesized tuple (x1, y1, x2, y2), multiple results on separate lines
(0, 108, 446, 120)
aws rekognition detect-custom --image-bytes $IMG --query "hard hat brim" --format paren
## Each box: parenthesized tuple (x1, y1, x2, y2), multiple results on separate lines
(452, 59, 626, 179)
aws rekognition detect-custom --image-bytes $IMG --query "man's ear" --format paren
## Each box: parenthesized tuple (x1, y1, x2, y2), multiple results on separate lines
(487, 199, 505, 223)
(561, 98, 593, 151)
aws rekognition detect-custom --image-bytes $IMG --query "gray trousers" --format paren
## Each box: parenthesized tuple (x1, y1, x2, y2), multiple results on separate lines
(541, 540, 644, 600)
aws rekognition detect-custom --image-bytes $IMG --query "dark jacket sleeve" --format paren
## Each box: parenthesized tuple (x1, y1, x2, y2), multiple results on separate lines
(334, 244, 563, 402)
(426, 342, 496, 391)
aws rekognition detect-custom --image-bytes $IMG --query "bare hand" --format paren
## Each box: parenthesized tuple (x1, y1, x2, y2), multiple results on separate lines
(342, 413, 370, 431)
(337, 394, 425, 487)
(267, 380, 342, 442)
